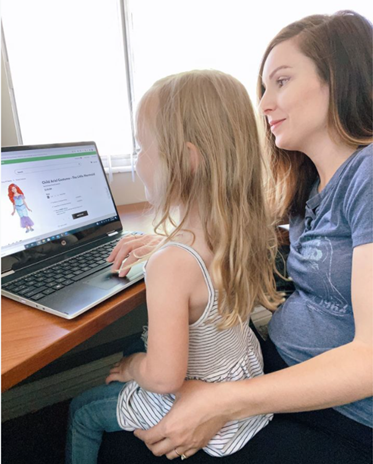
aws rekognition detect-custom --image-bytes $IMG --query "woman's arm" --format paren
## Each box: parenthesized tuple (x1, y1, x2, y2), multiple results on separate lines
(135, 242, 373, 458)
(106, 246, 194, 394)
(227, 242, 372, 416)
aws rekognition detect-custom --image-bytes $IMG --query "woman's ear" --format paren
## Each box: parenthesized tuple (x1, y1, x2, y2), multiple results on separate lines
(186, 142, 200, 173)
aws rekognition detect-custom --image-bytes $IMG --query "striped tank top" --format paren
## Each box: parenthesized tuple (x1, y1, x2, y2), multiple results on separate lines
(117, 242, 273, 457)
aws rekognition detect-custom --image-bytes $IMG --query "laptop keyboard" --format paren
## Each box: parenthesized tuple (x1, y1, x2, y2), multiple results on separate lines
(2, 238, 122, 302)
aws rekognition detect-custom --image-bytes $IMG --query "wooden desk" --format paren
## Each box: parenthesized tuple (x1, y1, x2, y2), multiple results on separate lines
(1, 202, 153, 392)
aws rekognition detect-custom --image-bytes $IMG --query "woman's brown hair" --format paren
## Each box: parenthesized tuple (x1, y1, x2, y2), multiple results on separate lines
(257, 10, 373, 221)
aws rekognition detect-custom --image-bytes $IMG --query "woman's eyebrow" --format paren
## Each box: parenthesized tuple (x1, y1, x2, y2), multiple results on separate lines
(269, 65, 292, 80)
(262, 65, 292, 89)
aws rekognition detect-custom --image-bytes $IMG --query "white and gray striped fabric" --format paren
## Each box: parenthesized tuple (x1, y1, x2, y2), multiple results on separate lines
(117, 242, 273, 457)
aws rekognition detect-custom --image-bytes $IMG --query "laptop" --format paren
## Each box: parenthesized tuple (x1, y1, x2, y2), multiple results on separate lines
(1, 141, 144, 319)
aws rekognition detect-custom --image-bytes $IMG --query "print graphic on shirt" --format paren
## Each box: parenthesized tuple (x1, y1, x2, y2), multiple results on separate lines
(300, 236, 348, 313)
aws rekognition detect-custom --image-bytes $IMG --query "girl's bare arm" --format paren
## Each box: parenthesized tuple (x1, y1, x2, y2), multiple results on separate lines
(107, 246, 201, 394)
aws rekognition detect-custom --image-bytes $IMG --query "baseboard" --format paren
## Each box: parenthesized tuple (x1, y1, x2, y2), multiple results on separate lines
(2, 353, 122, 422)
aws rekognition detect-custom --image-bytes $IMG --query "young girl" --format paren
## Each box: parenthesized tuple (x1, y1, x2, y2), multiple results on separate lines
(66, 70, 283, 463)
(8, 183, 34, 232)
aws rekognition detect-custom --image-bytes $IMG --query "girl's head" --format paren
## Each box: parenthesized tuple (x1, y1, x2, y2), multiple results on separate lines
(257, 10, 373, 219)
(136, 70, 262, 215)
(8, 184, 23, 204)
(136, 70, 282, 327)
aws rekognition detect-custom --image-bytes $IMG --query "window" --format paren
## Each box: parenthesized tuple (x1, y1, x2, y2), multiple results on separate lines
(2, 0, 134, 172)
(2, 0, 372, 173)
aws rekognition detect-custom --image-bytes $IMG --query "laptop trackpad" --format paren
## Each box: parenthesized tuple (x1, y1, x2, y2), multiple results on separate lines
(86, 272, 129, 290)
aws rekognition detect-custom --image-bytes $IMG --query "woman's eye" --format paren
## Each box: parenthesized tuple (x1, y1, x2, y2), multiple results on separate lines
(277, 78, 289, 87)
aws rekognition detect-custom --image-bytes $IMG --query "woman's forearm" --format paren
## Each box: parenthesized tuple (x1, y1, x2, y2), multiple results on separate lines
(219, 340, 372, 421)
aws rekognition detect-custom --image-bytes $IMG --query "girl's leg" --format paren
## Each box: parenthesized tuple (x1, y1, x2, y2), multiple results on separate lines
(66, 381, 124, 464)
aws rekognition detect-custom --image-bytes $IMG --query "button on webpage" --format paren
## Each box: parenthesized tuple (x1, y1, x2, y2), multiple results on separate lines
(72, 211, 88, 219)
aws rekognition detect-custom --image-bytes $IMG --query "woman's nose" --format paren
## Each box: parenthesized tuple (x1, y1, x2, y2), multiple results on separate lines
(258, 89, 274, 115)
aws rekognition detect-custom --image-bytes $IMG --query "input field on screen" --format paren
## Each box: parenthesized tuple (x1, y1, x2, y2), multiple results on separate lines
(14, 163, 80, 175)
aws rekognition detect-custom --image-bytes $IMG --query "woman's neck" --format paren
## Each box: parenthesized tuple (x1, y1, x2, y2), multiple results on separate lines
(302, 134, 358, 192)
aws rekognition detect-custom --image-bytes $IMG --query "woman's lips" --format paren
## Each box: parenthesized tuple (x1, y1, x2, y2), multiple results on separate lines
(270, 119, 286, 132)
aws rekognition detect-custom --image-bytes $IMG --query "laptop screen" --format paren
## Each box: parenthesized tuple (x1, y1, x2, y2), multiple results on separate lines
(1, 142, 121, 262)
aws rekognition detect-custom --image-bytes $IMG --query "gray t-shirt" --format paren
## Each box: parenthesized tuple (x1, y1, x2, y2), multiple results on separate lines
(269, 144, 373, 427)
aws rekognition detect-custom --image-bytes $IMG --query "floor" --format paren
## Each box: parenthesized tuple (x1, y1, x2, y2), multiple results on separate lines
(2, 400, 70, 464)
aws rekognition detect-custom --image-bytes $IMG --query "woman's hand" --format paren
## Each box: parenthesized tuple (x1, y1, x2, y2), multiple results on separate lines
(134, 381, 228, 460)
(107, 233, 162, 277)
(105, 354, 144, 384)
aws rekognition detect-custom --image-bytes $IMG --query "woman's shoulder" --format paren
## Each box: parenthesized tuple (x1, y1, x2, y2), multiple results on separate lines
(357, 143, 373, 156)
(349, 144, 372, 172)
(341, 144, 373, 227)
(344, 144, 372, 186)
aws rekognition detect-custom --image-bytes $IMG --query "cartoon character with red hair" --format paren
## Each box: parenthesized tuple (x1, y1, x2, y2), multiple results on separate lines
(8, 184, 35, 232)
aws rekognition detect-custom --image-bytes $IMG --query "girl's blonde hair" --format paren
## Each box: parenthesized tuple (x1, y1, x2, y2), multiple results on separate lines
(138, 70, 283, 328)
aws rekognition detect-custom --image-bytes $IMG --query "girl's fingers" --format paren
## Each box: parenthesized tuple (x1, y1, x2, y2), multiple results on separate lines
(108, 235, 161, 261)
(117, 253, 138, 277)
(107, 236, 162, 277)
(107, 238, 145, 273)
(105, 374, 117, 384)
(106, 371, 126, 384)
(117, 244, 159, 277)
(108, 235, 150, 262)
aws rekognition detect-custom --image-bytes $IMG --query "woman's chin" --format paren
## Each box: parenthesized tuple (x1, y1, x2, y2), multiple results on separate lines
(274, 137, 299, 152)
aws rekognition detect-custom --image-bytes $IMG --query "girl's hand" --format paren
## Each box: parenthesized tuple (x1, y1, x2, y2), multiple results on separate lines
(28, 208, 32, 212)
(134, 381, 228, 460)
(105, 354, 139, 384)
(11, 212, 15, 216)
(107, 233, 162, 277)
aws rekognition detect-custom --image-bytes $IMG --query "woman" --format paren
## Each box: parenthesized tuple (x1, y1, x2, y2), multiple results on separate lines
(101, 10, 372, 463)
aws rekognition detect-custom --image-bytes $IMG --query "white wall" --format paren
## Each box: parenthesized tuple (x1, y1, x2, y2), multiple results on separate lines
(108, 171, 146, 206)
(1, 54, 146, 206)
(1, 54, 18, 147)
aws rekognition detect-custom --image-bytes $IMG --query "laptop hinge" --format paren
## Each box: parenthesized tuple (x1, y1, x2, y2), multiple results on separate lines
(107, 230, 119, 237)
(1, 270, 15, 278)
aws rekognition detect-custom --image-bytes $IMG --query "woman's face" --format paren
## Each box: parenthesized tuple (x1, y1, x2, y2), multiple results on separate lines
(11, 186, 17, 193)
(259, 39, 330, 153)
